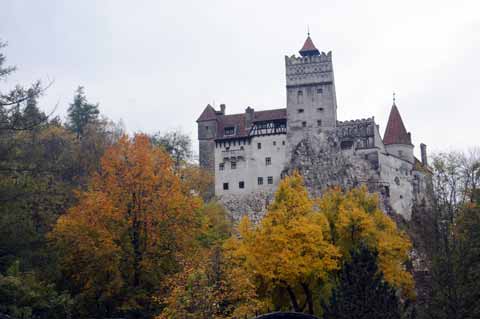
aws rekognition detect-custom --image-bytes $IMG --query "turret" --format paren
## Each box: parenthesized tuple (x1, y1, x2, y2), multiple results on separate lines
(197, 104, 218, 171)
(383, 102, 414, 163)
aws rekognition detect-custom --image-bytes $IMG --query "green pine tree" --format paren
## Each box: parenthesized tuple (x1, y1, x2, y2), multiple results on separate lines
(66, 86, 99, 137)
(323, 245, 402, 319)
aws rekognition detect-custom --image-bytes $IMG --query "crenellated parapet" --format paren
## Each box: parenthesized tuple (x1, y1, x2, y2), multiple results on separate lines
(285, 51, 332, 65)
(285, 51, 334, 87)
(336, 117, 377, 150)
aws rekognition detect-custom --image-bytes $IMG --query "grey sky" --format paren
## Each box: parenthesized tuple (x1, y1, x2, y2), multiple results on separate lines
(2, 0, 479, 157)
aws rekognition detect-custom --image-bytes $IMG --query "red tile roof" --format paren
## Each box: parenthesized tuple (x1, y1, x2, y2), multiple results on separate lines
(383, 104, 412, 145)
(216, 108, 286, 140)
(299, 36, 320, 56)
(196, 104, 218, 122)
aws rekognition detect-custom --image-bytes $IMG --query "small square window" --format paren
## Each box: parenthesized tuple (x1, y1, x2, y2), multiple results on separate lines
(267, 176, 273, 184)
(257, 143, 262, 149)
(302, 121, 307, 127)
(257, 177, 263, 185)
(219, 163, 224, 171)
(231, 161, 236, 169)
(265, 157, 271, 165)
(317, 120, 322, 127)
(239, 181, 245, 189)
(223, 183, 229, 190)
(298, 108, 304, 113)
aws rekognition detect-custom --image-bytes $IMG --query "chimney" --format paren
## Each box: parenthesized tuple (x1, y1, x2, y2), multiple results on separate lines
(220, 104, 226, 115)
(245, 106, 254, 128)
(420, 143, 428, 166)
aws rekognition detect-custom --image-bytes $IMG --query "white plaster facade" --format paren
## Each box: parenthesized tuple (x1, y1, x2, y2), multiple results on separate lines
(214, 135, 287, 196)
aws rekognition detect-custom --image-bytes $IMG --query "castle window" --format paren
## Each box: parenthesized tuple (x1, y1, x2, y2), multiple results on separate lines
(223, 183, 229, 190)
(317, 107, 324, 111)
(258, 177, 263, 185)
(231, 161, 236, 169)
(206, 126, 209, 131)
(341, 140, 353, 150)
(298, 108, 304, 113)
(282, 141, 286, 145)
(219, 163, 224, 171)
(239, 181, 245, 189)
(317, 88, 323, 94)
(240, 146, 244, 150)
(317, 120, 322, 127)
(297, 90, 304, 104)
(268, 176, 273, 184)
(257, 142, 262, 149)
(273, 141, 276, 146)
(302, 121, 307, 127)
(224, 127, 235, 136)
(265, 157, 271, 166)
(384, 186, 390, 198)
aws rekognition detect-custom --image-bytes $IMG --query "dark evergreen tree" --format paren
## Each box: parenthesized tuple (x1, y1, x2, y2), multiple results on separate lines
(66, 86, 99, 137)
(323, 246, 402, 319)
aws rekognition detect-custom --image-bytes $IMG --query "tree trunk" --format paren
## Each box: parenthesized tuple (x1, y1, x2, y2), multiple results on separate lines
(301, 282, 314, 314)
(285, 285, 301, 312)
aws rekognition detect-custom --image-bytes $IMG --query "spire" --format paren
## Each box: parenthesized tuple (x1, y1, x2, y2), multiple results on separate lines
(299, 33, 320, 57)
(383, 101, 412, 145)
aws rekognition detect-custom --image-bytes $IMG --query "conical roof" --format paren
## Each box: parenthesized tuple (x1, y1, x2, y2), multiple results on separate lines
(383, 103, 412, 145)
(299, 35, 320, 56)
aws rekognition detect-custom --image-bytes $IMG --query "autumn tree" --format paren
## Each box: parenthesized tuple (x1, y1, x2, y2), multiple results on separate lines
(317, 186, 414, 298)
(50, 134, 202, 318)
(226, 172, 340, 315)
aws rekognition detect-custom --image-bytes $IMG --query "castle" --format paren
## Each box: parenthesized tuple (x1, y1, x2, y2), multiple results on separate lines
(197, 34, 430, 221)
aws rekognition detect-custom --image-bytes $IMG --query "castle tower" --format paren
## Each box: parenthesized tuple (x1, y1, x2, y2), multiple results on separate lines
(285, 34, 338, 148)
(383, 102, 414, 163)
(197, 104, 219, 172)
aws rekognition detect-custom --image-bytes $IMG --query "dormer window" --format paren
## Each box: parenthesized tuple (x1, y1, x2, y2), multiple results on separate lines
(224, 127, 235, 136)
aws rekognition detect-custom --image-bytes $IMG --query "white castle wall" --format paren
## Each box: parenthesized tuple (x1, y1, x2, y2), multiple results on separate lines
(215, 135, 287, 197)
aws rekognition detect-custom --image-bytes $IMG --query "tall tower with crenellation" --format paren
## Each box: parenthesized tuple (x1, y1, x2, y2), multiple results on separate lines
(285, 34, 338, 150)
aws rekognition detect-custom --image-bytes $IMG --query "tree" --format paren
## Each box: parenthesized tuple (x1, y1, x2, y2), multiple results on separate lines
(323, 246, 402, 319)
(50, 134, 202, 318)
(225, 172, 340, 315)
(66, 86, 99, 138)
(150, 130, 192, 169)
(317, 186, 414, 298)
(0, 260, 73, 319)
(425, 150, 480, 319)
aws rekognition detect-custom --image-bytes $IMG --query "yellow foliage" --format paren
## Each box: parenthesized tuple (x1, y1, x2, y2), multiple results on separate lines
(317, 186, 414, 297)
(225, 172, 341, 313)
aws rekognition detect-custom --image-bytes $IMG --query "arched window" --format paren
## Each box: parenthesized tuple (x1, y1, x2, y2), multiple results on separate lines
(297, 90, 303, 104)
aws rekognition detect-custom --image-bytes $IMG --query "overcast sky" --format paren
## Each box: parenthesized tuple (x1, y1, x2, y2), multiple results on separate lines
(1, 0, 479, 157)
